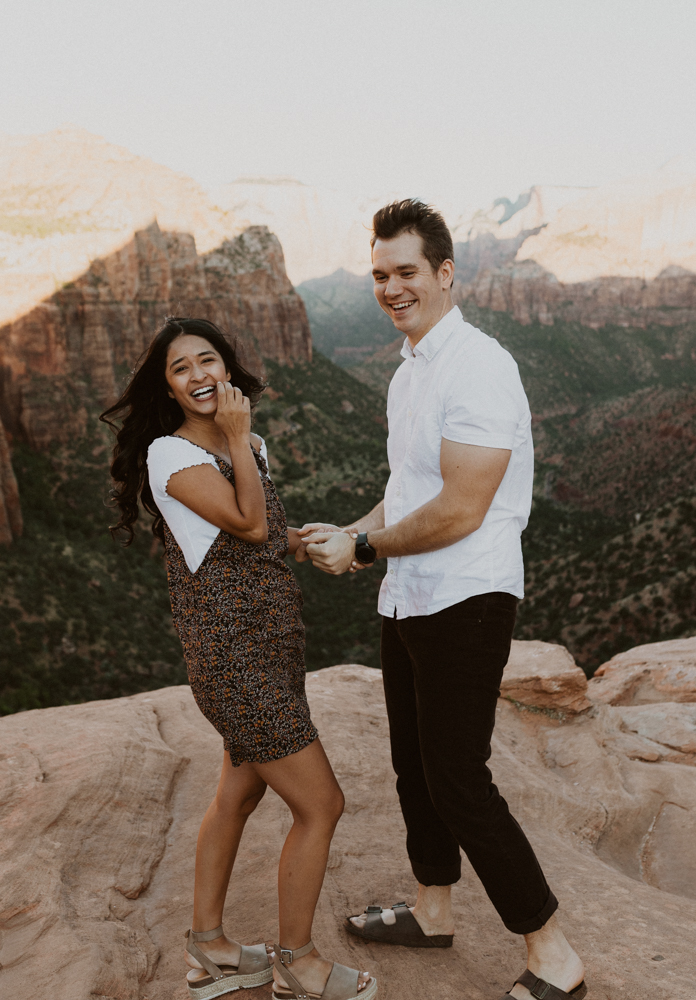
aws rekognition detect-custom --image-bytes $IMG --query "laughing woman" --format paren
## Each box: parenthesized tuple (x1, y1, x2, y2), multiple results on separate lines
(101, 317, 376, 1000)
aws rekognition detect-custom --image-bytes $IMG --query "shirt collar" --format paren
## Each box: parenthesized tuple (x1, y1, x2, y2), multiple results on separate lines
(400, 306, 464, 362)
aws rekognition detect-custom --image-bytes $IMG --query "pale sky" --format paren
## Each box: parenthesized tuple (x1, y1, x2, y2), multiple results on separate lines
(2, 0, 696, 211)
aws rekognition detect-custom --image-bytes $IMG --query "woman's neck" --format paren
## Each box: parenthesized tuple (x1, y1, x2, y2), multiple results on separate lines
(176, 414, 231, 455)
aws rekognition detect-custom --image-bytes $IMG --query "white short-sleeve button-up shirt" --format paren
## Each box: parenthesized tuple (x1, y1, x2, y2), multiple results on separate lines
(377, 306, 533, 620)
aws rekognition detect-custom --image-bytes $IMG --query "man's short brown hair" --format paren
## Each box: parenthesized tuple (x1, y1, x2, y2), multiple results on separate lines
(371, 199, 454, 277)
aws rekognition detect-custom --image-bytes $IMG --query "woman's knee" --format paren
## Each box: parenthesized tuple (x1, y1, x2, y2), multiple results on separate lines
(293, 784, 344, 829)
(216, 779, 267, 820)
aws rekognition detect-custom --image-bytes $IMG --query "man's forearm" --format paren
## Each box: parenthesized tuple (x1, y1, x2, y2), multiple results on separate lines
(367, 494, 481, 559)
(344, 500, 385, 534)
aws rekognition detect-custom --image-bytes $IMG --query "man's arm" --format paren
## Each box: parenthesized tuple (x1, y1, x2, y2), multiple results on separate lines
(306, 441, 510, 574)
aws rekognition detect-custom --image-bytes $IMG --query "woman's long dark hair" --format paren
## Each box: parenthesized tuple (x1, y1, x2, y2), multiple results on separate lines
(100, 317, 265, 545)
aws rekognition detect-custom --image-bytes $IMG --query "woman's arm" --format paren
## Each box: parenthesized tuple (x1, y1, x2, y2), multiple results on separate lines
(166, 383, 268, 544)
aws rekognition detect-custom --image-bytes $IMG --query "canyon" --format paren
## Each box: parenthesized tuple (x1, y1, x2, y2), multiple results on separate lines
(1, 640, 695, 1000)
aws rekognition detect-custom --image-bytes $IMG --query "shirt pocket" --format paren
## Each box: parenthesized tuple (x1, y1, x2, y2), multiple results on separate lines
(407, 410, 443, 477)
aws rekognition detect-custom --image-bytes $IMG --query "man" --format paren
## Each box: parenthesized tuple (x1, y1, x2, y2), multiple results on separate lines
(300, 200, 587, 1000)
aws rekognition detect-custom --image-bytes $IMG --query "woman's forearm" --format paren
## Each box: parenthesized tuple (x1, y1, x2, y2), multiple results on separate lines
(227, 439, 267, 529)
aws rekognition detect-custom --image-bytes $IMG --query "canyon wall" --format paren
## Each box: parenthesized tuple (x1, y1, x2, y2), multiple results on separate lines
(0, 222, 312, 449)
(455, 162, 696, 328)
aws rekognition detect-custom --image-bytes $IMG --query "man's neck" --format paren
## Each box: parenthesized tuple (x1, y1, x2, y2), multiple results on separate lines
(406, 296, 455, 351)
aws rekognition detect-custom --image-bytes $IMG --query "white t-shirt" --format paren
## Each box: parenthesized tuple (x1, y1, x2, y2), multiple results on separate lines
(146, 435, 269, 574)
(378, 306, 533, 619)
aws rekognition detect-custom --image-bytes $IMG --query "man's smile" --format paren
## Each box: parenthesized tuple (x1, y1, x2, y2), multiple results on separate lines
(390, 300, 416, 313)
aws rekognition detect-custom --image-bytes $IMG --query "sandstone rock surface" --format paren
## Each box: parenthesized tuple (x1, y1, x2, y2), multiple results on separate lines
(0, 221, 311, 449)
(501, 640, 590, 714)
(588, 637, 696, 705)
(1, 648, 695, 999)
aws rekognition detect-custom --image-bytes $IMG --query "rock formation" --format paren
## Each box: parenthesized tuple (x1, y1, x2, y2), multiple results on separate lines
(213, 179, 396, 285)
(0, 126, 244, 329)
(1, 641, 695, 999)
(455, 161, 696, 328)
(0, 222, 311, 449)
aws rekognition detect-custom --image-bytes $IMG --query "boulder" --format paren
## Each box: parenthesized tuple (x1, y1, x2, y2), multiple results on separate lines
(588, 637, 696, 705)
(1, 663, 695, 999)
(501, 639, 591, 714)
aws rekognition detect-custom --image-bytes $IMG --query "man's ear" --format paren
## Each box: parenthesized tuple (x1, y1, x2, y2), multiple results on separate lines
(440, 258, 455, 289)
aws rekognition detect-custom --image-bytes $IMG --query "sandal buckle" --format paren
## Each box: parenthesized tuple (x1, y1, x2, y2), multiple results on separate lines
(365, 906, 382, 913)
(280, 948, 294, 965)
(530, 981, 550, 999)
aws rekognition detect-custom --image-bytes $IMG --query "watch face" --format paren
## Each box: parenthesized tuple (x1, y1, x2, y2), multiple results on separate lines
(356, 542, 376, 564)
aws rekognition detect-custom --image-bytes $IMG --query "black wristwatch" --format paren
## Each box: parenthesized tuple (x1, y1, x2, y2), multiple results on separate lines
(354, 531, 377, 565)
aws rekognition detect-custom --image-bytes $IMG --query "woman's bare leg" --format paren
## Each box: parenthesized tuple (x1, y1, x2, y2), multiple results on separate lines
(186, 753, 267, 977)
(254, 739, 370, 995)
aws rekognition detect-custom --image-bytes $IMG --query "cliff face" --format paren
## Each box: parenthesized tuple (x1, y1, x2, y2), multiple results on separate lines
(0, 126, 243, 329)
(0, 222, 311, 449)
(455, 162, 696, 328)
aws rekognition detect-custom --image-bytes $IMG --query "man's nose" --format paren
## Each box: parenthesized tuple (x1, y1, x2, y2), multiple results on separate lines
(385, 275, 403, 299)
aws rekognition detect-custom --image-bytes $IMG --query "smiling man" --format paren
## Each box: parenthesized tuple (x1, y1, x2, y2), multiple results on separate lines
(303, 200, 587, 1000)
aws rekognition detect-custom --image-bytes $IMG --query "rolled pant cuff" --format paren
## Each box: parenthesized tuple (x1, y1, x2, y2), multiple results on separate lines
(411, 858, 462, 887)
(503, 889, 559, 935)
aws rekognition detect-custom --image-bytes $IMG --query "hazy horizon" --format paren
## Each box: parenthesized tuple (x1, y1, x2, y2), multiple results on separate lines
(2, 0, 696, 212)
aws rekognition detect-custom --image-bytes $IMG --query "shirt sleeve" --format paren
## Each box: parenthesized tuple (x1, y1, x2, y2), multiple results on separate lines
(442, 352, 521, 451)
(147, 436, 219, 504)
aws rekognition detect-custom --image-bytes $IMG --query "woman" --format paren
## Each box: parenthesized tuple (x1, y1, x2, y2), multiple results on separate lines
(101, 317, 376, 1000)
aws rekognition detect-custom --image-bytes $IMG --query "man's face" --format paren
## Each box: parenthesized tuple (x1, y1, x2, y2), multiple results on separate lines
(372, 230, 452, 343)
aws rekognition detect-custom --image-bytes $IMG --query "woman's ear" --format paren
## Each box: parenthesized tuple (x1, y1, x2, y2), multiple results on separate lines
(226, 371, 231, 382)
(167, 391, 175, 398)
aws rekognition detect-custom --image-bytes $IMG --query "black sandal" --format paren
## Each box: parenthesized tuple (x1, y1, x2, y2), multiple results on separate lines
(500, 970, 587, 999)
(344, 901, 453, 949)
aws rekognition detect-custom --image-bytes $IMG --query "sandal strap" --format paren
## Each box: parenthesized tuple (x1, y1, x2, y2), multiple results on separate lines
(322, 962, 360, 1000)
(273, 942, 314, 999)
(516, 970, 584, 1000)
(185, 929, 226, 982)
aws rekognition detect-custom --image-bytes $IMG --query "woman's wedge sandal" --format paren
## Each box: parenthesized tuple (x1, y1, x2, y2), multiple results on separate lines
(344, 901, 453, 949)
(185, 925, 273, 999)
(272, 940, 378, 1000)
(500, 970, 588, 1000)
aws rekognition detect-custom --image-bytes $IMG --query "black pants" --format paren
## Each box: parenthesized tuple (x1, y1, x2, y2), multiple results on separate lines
(381, 592, 558, 934)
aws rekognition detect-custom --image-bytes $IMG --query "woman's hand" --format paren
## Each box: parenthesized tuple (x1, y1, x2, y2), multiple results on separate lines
(214, 382, 251, 443)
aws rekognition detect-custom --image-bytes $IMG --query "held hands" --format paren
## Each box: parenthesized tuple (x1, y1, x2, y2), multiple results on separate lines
(305, 530, 360, 576)
(294, 522, 341, 564)
(214, 382, 250, 442)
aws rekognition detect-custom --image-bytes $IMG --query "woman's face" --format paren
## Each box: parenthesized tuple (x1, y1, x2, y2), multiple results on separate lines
(165, 334, 231, 420)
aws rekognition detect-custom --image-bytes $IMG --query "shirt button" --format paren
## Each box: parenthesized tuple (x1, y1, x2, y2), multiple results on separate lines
(390, 570, 394, 575)
(407, 409, 412, 416)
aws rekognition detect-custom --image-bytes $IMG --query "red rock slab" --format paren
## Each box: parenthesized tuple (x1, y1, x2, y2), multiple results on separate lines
(501, 639, 591, 714)
(1, 666, 696, 999)
(589, 637, 696, 705)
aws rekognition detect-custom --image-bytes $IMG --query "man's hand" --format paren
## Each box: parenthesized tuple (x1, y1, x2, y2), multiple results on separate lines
(305, 531, 356, 575)
(294, 522, 342, 563)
